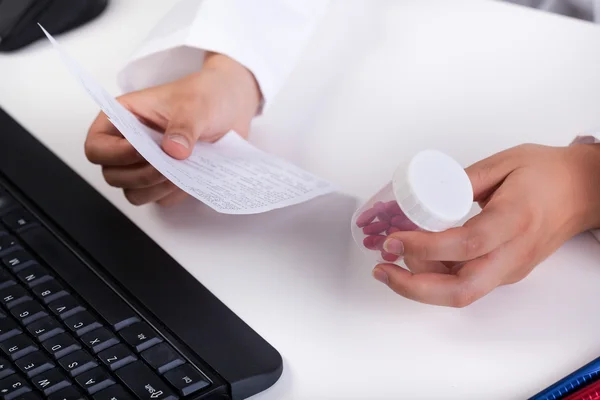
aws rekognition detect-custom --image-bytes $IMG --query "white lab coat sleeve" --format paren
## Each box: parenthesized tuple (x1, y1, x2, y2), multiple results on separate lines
(503, 0, 600, 22)
(117, 0, 330, 113)
(571, 134, 600, 243)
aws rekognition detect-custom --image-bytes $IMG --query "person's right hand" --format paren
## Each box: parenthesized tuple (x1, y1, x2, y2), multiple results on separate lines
(84, 52, 261, 207)
(372, 142, 600, 307)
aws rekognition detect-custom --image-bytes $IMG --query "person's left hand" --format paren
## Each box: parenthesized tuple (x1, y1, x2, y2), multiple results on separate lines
(371, 142, 600, 307)
(84, 52, 261, 207)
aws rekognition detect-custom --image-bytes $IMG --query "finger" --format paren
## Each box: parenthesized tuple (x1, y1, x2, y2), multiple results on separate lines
(156, 189, 188, 207)
(383, 203, 525, 261)
(404, 257, 450, 274)
(123, 181, 178, 206)
(85, 113, 143, 166)
(162, 101, 217, 160)
(102, 163, 167, 189)
(373, 243, 514, 307)
(466, 147, 523, 201)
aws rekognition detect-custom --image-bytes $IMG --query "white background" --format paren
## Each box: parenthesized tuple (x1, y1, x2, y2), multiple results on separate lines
(3, 0, 600, 398)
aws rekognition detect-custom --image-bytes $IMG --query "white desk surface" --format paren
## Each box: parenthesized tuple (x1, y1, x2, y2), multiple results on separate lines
(3, 0, 600, 398)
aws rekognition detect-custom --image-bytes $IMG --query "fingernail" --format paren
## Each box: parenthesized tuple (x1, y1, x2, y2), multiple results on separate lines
(383, 238, 404, 255)
(167, 135, 190, 149)
(372, 267, 389, 285)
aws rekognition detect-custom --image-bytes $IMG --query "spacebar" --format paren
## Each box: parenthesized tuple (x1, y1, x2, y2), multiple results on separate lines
(19, 227, 140, 330)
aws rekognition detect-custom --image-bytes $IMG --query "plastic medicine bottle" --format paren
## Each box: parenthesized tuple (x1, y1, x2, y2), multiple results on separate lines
(351, 149, 473, 265)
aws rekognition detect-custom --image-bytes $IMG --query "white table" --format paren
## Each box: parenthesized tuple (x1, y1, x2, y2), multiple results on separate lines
(3, 0, 600, 398)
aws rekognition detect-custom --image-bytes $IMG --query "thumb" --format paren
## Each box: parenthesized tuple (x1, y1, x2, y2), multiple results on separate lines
(161, 107, 213, 160)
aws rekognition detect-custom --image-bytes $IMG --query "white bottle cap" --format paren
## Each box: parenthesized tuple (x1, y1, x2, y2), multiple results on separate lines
(392, 149, 473, 232)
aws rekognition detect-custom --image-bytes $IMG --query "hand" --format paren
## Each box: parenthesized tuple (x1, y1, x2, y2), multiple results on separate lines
(372, 143, 600, 307)
(84, 53, 261, 206)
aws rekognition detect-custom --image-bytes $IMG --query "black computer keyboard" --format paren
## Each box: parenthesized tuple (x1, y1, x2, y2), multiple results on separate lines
(0, 107, 282, 400)
(0, 184, 208, 400)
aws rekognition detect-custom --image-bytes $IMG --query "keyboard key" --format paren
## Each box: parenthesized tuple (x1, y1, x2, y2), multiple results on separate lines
(0, 335, 37, 361)
(0, 286, 30, 309)
(0, 374, 31, 399)
(0, 194, 18, 217)
(47, 296, 84, 321)
(48, 386, 85, 400)
(64, 312, 101, 337)
(42, 333, 81, 359)
(10, 301, 47, 325)
(19, 228, 140, 330)
(1, 210, 37, 233)
(58, 349, 97, 378)
(75, 367, 115, 395)
(26, 316, 64, 342)
(0, 318, 22, 342)
(141, 343, 184, 374)
(32, 280, 68, 304)
(119, 323, 162, 352)
(14, 393, 41, 400)
(163, 364, 209, 396)
(0, 357, 15, 380)
(116, 361, 177, 400)
(32, 369, 71, 396)
(81, 328, 119, 354)
(0, 235, 18, 255)
(16, 265, 51, 288)
(1, 251, 34, 273)
(97, 344, 136, 371)
(15, 351, 54, 378)
(0, 268, 16, 291)
(92, 385, 134, 400)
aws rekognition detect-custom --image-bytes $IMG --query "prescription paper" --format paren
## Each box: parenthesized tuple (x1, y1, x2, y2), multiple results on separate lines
(40, 26, 334, 214)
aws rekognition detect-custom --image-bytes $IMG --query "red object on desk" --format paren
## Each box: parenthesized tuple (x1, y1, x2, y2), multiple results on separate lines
(564, 380, 600, 400)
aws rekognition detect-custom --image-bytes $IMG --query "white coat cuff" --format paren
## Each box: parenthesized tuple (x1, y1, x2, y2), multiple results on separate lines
(571, 134, 600, 243)
(116, 0, 329, 114)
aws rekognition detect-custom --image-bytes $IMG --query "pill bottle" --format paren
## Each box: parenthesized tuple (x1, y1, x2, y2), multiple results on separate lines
(351, 149, 473, 266)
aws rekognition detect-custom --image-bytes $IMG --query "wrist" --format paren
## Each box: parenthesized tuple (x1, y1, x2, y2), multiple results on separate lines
(203, 52, 262, 113)
(566, 143, 600, 231)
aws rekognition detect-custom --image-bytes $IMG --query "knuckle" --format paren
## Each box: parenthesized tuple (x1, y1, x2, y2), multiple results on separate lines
(102, 173, 117, 188)
(101, 168, 120, 188)
(521, 246, 537, 266)
(515, 143, 535, 152)
(138, 167, 164, 187)
(122, 144, 142, 163)
(384, 275, 412, 299)
(503, 273, 525, 285)
(136, 175, 153, 188)
(518, 208, 535, 232)
(515, 143, 544, 156)
(157, 191, 187, 208)
(450, 282, 480, 308)
(123, 190, 145, 206)
(412, 239, 429, 261)
(475, 162, 494, 187)
(84, 139, 98, 163)
(463, 230, 487, 259)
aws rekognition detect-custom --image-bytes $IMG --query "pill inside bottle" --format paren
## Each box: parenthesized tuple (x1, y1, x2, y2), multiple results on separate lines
(350, 149, 473, 266)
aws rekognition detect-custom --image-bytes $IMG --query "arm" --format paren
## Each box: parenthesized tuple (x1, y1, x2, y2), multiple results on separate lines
(117, 0, 331, 112)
